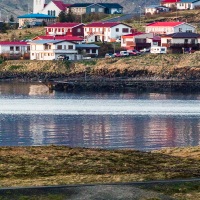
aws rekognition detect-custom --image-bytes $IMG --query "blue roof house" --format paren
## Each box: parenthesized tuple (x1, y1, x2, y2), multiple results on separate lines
(18, 13, 56, 28)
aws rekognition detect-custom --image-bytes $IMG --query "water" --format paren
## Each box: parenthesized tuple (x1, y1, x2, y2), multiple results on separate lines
(0, 82, 200, 151)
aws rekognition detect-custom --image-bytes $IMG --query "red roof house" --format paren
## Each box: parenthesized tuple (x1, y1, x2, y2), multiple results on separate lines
(145, 21, 195, 35)
(32, 35, 84, 42)
(45, 22, 85, 37)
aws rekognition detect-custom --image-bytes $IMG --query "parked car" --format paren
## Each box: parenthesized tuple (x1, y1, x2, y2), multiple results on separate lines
(120, 51, 129, 57)
(57, 55, 69, 60)
(105, 53, 115, 58)
(150, 47, 167, 54)
(140, 48, 150, 53)
(113, 52, 122, 57)
(127, 49, 141, 56)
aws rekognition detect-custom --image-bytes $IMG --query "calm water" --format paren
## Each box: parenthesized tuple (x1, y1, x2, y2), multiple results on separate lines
(0, 82, 200, 150)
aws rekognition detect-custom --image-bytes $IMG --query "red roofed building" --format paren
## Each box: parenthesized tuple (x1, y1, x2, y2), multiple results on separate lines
(121, 32, 154, 50)
(161, 0, 181, 8)
(84, 22, 132, 43)
(145, 21, 195, 35)
(0, 41, 30, 59)
(33, 0, 71, 17)
(44, 22, 85, 37)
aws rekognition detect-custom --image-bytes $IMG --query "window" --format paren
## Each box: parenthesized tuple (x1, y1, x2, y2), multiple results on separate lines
(57, 45, 62, 50)
(64, 45, 66, 49)
(184, 39, 188, 43)
(186, 29, 192, 32)
(92, 49, 96, 53)
(16, 46, 20, 51)
(167, 39, 171, 44)
(68, 45, 73, 49)
(116, 28, 119, 32)
(179, 28, 182, 32)
(91, 8, 95, 12)
(191, 39, 195, 44)
(10, 46, 14, 51)
(77, 28, 81, 32)
(86, 49, 90, 53)
(99, 8, 103, 12)
(32, 53, 34, 56)
(122, 28, 129, 33)
(27, 46, 30, 51)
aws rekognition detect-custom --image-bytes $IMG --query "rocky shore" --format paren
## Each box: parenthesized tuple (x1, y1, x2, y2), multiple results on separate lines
(0, 53, 200, 92)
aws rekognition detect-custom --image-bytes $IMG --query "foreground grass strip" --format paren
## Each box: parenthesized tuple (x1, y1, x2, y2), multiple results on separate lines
(0, 146, 200, 187)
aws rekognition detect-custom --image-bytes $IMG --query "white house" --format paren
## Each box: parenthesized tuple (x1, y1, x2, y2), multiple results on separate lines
(33, 0, 71, 17)
(84, 22, 132, 43)
(145, 22, 196, 35)
(29, 39, 78, 60)
(177, 0, 200, 10)
(161, 32, 200, 46)
(0, 41, 30, 59)
(161, 0, 181, 8)
(145, 5, 170, 15)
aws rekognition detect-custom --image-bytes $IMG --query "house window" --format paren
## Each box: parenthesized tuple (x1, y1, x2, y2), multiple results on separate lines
(27, 46, 30, 51)
(167, 39, 171, 44)
(57, 45, 62, 49)
(91, 8, 95, 12)
(68, 45, 73, 49)
(116, 28, 119, 32)
(16, 46, 20, 51)
(186, 29, 192, 32)
(32, 53, 34, 56)
(184, 39, 188, 43)
(10, 46, 14, 51)
(122, 28, 129, 33)
(179, 28, 182, 32)
(92, 49, 96, 53)
(191, 39, 195, 44)
(64, 45, 66, 49)
(86, 49, 90, 53)
(77, 28, 81, 32)
(99, 8, 103, 12)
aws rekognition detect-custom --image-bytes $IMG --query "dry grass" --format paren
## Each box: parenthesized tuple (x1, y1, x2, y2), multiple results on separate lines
(0, 146, 200, 187)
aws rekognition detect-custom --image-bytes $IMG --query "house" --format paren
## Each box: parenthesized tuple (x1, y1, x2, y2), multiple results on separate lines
(0, 41, 30, 59)
(33, 0, 71, 17)
(145, 5, 170, 15)
(75, 44, 100, 58)
(145, 22, 196, 35)
(146, 35, 161, 47)
(68, 3, 123, 15)
(44, 22, 85, 37)
(68, 3, 105, 15)
(84, 22, 132, 43)
(177, 0, 200, 10)
(29, 39, 78, 60)
(121, 32, 154, 50)
(161, 0, 181, 8)
(17, 13, 56, 27)
(161, 32, 200, 51)
(98, 3, 123, 14)
(32, 35, 84, 43)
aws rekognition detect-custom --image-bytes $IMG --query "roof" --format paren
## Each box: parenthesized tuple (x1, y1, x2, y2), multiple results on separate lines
(69, 3, 93, 7)
(85, 22, 131, 28)
(52, 1, 71, 10)
(98, 3, 123, 8)
(76, 44, 100, 48)
(45, 22, 84, 28)
(146, 22, 185, 27)
(121, 32, 144, 38)
(33, 35, 83, 41)
(29, 39, 74, 45)
(161, 0, 181, 3)
(0, 41, 28, 45)
(163, 32, 200, 38)
(145, 5, 160, 8)
(18, 13, 56, 19)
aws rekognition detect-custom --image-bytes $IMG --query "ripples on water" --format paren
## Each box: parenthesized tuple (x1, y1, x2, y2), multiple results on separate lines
(0, 82, 200, 150)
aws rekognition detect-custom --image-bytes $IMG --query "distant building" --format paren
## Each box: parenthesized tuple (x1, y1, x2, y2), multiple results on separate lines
(68, 3, 123, 15)
(145, 22, 196, 35)
(84, 22, 132, 43)
(161, 0, 181, 8)
(33, 0, 71, 17)
(177, 0, 200, 10)
(145, 5, 170, 15)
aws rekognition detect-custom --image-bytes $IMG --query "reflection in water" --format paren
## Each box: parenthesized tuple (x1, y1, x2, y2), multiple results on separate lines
(0, 115, 200, 150)
(0, 82, 200, 150)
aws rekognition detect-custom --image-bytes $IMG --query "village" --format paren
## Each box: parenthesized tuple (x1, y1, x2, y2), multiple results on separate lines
(0, 0, 200, 61)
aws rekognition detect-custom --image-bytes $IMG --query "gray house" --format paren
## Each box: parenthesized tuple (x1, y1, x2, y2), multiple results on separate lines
(69, 3, 123, 15)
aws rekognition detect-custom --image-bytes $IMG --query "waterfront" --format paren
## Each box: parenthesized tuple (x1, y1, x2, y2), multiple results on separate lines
(0, 82, 200, 150)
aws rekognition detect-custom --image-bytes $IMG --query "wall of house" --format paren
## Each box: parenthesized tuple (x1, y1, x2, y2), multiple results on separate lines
(174, 24, 195, 32)
(162, 37, 198, 44)
(86, 4, 105, 14)
(72, 24, 85, 37)
(0, 45, 29, 55)
(145, 26, 174, 34)
(110, 24, 131, 41)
